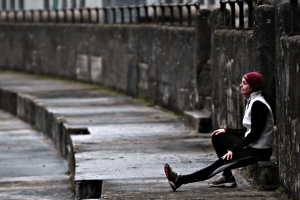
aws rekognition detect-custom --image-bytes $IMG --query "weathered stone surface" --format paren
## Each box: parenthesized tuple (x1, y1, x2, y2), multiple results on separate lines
(275, 3, 300, 200)
(0, 109, 73, 200)
(0, 23, 199, 112)
(0, 72, 285, 199)
(246, 160, 279, 191)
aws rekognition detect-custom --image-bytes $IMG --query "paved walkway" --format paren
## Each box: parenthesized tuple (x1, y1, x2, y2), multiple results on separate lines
(0, 109, 73, 200)
(0, 72, 284, 199)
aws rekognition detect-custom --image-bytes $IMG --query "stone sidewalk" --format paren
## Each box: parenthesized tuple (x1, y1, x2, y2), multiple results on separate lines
(0, 109, 73, 200)
(0, 72, 285, 200)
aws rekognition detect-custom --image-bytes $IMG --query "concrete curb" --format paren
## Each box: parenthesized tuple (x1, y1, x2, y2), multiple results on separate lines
(0, 86, 79, 196)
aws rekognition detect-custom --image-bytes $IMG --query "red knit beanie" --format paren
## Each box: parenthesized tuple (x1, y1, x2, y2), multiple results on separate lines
(243, 72, 263, 90)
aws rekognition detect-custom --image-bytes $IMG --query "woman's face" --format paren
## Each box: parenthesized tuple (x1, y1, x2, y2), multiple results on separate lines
(240, 77, 252, 96)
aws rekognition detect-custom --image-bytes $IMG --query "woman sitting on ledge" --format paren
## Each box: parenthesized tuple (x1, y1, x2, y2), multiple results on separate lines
(164, 72, 274, 190)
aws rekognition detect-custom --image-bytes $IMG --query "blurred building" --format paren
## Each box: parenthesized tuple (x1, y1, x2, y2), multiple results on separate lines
(0, 0, 289, 11)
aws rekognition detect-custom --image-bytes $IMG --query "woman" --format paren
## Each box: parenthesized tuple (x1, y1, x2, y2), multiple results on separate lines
(164, 72, 274, 191)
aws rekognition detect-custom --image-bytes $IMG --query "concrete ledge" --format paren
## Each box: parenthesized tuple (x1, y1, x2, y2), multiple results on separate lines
(246, 159, 279, 191)
(183, 110, 212, 133)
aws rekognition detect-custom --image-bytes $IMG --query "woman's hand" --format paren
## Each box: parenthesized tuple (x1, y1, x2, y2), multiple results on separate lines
(222, 151, 233, 160)
(211, 129, 225, 136)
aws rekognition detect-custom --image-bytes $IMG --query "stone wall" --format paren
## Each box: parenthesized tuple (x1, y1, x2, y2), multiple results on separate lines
(211, 5, 276, 130)
(211, 3, 300, 199)
(0, 16, 211, 112)
(275, 3, 300, 200)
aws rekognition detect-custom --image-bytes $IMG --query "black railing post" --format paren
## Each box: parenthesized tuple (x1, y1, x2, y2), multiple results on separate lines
(31, 9, 34, 22)
(220, 1, 226, 27)
(178, 4, 183, 25)
(6, 10, 9, 22)
(14, 10, 17, 22)
(63, 9, 67, 22)
(39, 9, 43, 22)
(169, 4, 174, 25)
(128, 6, 132, 24)
(246, 0, 253, 28)
(55, 9, 59, 23)
(71, 8, 75, 23)
(237, 1, 244, 29)
(23, 10, 26, 22)
(229, 1, 236, 28)
(186, 3, 192, 26)
(87, 8, 91, 23)
(144, 4, 149, 23)
(47, 9, 51, 22)
(103, 8, 108, 24)
(120, 7, 124, 24)
(290, 0, 299, 34)
(112, 7, 116, 24)
(152, 5, 157, 23)
(160, 4, 165, 25)
(95, 8, 99, 23)
(79, 8, 83, 23)
(136, 6, 140, 24)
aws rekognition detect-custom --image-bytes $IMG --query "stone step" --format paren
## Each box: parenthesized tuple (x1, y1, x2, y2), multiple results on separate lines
(246, 159, 279, 191)
(183, 110, 212, 133)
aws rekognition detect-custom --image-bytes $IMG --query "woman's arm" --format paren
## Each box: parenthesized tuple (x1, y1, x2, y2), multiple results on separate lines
(230, 101, 269, 152)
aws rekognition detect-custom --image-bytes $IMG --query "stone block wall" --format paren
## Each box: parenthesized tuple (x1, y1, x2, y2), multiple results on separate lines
(0, 23, 201, 112)
(275, 3, 300, 200)
(211, 5, 276, 130)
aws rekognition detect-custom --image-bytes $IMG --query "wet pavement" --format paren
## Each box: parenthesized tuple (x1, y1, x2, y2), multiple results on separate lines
(0, 109, 73, 200)
(0, 72, 285, 200)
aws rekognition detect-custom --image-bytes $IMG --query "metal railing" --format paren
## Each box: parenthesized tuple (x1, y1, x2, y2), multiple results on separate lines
(219, 0, 263, 29)
(290, 0, 299, 34)
(220, 0, 299, 34)
(0, 3, 200, 26)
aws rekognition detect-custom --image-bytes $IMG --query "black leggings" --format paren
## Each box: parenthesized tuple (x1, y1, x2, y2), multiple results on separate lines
(179, 132, 272, 185)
